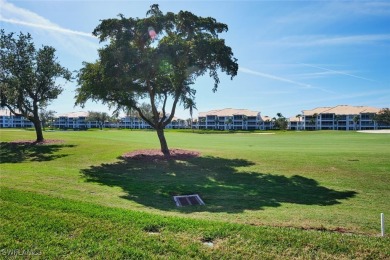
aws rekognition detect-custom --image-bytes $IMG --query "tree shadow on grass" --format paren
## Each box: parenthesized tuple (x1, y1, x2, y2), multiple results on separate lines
(81, 155, 357, 213)
(0, 141, 76, 163)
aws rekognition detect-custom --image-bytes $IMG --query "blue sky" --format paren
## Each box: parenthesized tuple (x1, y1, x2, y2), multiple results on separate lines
(1, 0, 389, 119)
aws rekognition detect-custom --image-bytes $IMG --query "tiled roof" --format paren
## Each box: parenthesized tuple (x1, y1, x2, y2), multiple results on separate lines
(302, 107, 332, 116)
(325, 105, 380, 115)
(261, 115, 272, 121)
(198, 108, 260, 117)
(0, 109, 24, 116)
(289, 116, 303, 122)
(57, 111, 89, 118)
(302, 105, 380, 116)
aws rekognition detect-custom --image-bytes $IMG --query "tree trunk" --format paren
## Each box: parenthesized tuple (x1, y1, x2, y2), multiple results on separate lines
(156, 127, 170, 156)
(33, 118, 44, 142)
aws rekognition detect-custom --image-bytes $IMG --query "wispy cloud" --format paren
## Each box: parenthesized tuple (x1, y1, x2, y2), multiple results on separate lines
(300, 63, 379, 83)
(239, 67, 312, 89)
(0, 17, 94, 38)
(0, 0, 81, 36)
(0, 0, 99, 62)
(335, 1, 390, 16)
(274, 1, 390, 27)
(293, 70, 352, 80)
(305, 34, 390, 46)
(259, 34, 390, 47)
(265, 89, 390, 111)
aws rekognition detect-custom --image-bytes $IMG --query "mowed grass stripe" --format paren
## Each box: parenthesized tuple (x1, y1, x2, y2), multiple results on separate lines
(1, 187, 389, 259)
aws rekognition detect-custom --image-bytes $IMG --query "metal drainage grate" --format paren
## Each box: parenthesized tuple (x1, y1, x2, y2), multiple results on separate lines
(173, 194, 205, 207)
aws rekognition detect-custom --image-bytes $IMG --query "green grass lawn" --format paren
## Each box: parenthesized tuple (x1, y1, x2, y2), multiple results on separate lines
(1, 129, 389, 258)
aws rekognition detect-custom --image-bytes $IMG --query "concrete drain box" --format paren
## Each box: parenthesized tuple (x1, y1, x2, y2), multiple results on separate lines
(173, 194, 205, 206)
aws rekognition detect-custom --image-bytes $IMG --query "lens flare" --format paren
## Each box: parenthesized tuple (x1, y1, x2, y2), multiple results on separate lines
(148, 27, 157, 40)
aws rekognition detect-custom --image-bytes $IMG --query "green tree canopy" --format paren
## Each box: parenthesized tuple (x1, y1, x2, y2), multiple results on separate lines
(75, 4, 238, 155)
(0, 30, 71, 142)
(375, 108, 390, 126)
(39, 109, 56, 131)
(86, 111, 110, 130)
(274, 113, 288, 130)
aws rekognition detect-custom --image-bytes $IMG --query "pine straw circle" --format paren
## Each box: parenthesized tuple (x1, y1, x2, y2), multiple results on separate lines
(122, 149, 200, 161)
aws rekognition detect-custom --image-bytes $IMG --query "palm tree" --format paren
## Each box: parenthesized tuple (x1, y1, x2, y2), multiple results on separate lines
(225, 117, 233, 130)
(264, 118, 271, 130)
(372, 114, 378, 130)
(334, 115, 341, 130)
(124, 107, 138, 129)
(274, 113, 288, 130)
(310, 113, 318, 130)
(243, 115, 247, 130)
(199, 118, 206, 129)
(271, 117, 276, 130)
(193, 119, 198, 129)
(183, 99, 197, 132)
(353, 115, 360, 130)
(295, 114, 302, 130)
(186, 118, 192, 129)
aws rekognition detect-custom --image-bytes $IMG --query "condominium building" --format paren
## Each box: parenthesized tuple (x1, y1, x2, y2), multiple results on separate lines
(288, 116, 304, 130)
(52, 112, 186, 130)
(118, 116, 150, 129)
(119, 115, 186, 129)
(53, 112, 101, 129)
(2, 105, 387, 131)
(0, 109, 34, 128)
(301, 105, 383, 131)
(197, 108, 269, 130)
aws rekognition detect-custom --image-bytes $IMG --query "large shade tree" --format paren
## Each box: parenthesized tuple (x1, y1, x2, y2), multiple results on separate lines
(0, 30, 71, 142)
(75, 4, 238, 155)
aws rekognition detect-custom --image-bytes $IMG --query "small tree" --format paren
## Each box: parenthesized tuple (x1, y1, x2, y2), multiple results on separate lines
(243, 115, 247, 130)
(274, 113, 288, 130)
(334, 115, 341, 130)
(295, 114, 302, 130)
(353, 115, 360, 130)
(193, 118, 198, 129)
(264, 119, 271, 130)
(0, 30, 71, 142)
(86, 111, 110, 130)
(39, 109, 56, 131)
(199, 118, 206, 129)
(185, 118, 192, 129)
(308, 113, 318, 130)
(75, 5, 238, 155)
(376, 108, 390, 127)
(226, 117, 233, 130)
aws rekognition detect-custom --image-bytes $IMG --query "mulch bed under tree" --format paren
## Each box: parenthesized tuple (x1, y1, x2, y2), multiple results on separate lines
(122, 149, 200, 162)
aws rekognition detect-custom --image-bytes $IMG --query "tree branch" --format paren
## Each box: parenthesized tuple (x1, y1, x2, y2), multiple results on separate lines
(160, 92, 168, 126)
(133, 106, 155, 128)
(3, 104, 22, 117)
(147, 80, 160, 125)
(163, 92, 180, 128)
